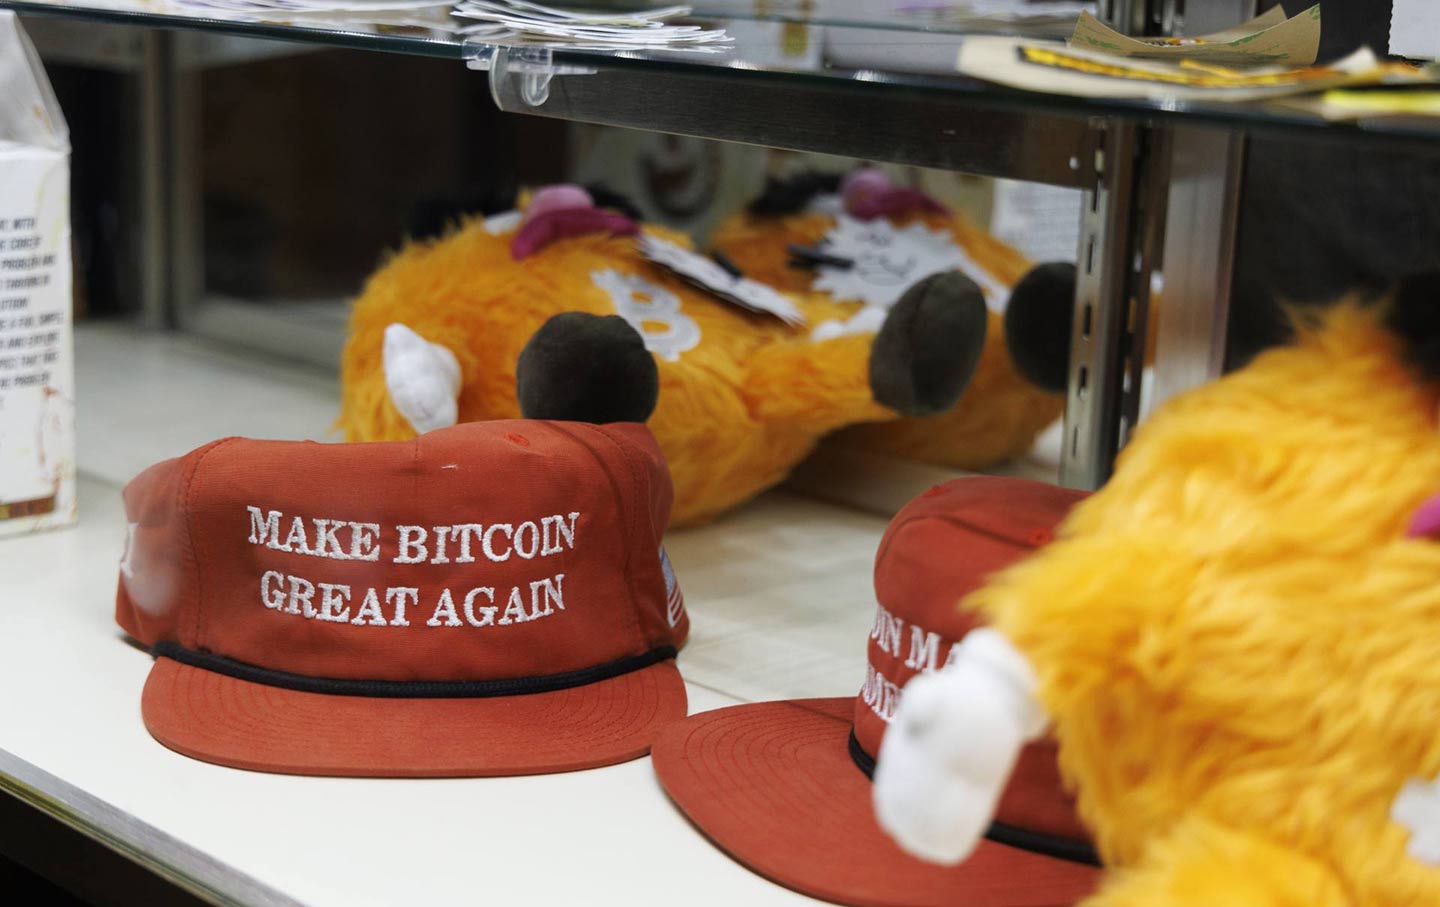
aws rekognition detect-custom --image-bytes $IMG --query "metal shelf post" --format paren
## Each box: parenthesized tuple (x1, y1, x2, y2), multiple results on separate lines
(1059, 121, 1165, 489)
(1059, 0, 1255, 488)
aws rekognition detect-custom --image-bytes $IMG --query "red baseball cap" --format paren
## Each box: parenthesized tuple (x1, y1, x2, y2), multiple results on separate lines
(651, 477, 1097, 907)
(115, 420, 689, 777)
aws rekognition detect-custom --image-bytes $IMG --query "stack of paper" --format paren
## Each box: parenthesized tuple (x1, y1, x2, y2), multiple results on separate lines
(1069, 6, 1319, 67)
(178, 0, 453, 15)
(957, 5, 1436, 103)
(915, 1, 1094, 22)
(452, 1, 732, 49)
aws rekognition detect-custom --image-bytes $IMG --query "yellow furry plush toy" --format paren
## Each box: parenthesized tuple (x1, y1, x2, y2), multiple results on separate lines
(339, 184, 1034, 526)
(710, 168, 1076, 470)
(873, 277, 1440, 906)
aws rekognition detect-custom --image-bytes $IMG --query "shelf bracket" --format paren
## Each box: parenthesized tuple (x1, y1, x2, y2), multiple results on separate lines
(493, 45, 554, 106)
(479, 44, 600, 110)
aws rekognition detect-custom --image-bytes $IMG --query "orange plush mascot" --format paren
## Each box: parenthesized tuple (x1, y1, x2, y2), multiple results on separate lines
(711, 167, 1075, 470)
(338, 184, 1042, 525)
(875, 275, 1440, 906)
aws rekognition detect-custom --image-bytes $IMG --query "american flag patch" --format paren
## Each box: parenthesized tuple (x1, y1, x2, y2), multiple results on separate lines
(660, 546, 685, 628)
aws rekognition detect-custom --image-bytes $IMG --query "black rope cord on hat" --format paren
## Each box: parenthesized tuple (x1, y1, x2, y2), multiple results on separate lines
(847, 730, 1102, 868)
(152, 641, 677, 700)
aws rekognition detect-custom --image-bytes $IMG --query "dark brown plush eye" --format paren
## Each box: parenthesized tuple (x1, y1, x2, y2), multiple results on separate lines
(517, 312, 659, 425)
(1388, 271, 1440, 382)
(1004, 262, 1077, 394)
(870, 271, 989, 417)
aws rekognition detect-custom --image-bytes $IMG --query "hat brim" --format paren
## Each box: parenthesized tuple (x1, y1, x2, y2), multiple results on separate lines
(142, 654, 687, 777)
(651, 698, 1098, 907)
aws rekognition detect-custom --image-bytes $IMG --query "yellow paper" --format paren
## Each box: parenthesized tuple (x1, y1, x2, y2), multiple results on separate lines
(1022, 44, 1337, 89)
(957, 38, 1431, 103)
(1269, 86, 1440, 122)
(1319, 89, 1440, 113)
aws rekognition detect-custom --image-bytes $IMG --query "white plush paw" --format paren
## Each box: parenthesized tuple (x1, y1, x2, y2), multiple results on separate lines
(1393, 775, 1440, 866)
(383, 323, 461, 434)
(873, 629, 1047, 865)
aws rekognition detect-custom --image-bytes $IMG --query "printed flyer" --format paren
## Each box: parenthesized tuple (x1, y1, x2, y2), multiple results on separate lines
(0, 12, 75, 535)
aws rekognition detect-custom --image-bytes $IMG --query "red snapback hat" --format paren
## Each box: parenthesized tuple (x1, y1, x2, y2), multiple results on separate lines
(651, 477, 1097, 907)
(116, 420, 689, 777)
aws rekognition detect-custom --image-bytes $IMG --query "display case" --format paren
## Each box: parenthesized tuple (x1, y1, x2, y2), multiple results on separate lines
(2, 2, 1436, 904)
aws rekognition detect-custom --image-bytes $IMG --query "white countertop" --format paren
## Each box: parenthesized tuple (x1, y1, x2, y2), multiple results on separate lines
(0, 324, 890, 906)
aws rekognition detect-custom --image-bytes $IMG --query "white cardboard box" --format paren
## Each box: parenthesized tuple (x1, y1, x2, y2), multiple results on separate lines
(0, 12, 75, 536)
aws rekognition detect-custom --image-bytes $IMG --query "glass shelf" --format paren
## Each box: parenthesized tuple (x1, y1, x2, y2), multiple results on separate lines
(5, 0, 472, 58)
(4, 0, 1084, 57)
(9, 0, 1440, 169)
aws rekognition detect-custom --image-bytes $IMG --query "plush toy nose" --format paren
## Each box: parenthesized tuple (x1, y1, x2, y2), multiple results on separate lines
(842, 167, 945, 221)
(1407, 493, 1440, 538)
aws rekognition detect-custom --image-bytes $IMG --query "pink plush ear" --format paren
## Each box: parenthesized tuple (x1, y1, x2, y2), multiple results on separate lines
(510, 208, 640, 260)
(841, 167, 946, 221)
(1407, 493, 1440, 538)
(848, 188, 948, 220)
(525, 184, 594, 223)
(841, 167, 893, 202)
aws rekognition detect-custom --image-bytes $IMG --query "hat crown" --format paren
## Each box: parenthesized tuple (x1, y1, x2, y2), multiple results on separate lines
(854, 477, 1090, 846)
(116, 421, 684, 687)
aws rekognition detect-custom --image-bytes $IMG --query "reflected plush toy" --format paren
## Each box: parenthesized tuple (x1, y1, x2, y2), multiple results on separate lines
(710, 168, 1076, 470)
(873, 278, 1440, 906)
(339, 185, 1013, 526)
